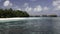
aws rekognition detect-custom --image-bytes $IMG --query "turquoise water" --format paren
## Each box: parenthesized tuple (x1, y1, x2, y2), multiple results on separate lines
(0, 17, 60, 34)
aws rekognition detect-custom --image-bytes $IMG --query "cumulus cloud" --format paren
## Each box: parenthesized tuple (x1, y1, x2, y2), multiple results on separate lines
(23, 3, 32, 11)
(43, 7, 49, 10)
(52, 0, 60, 10)
(24, 3, 43, 12)
(34, 5, 42, 12)
(24, 3, 49, 12)
(3, 0, 12, 7)
(54, 6, 60, 10)
(25, 6, 32, 11)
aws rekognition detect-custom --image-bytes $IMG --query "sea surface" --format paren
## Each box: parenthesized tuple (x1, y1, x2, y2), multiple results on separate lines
(0, 17, 60, 34)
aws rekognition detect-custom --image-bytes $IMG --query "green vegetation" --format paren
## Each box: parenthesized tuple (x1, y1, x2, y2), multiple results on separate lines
(41, 15, 48, 17)
(0, 8, 29, 18)
(30, 15, 40, 17)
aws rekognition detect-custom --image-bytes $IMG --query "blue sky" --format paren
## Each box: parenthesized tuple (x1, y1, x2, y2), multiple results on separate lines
(0, 0, 60, 16)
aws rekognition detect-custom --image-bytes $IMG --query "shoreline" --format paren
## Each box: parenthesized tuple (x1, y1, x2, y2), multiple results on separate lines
(0, 17, 58, 22)
(0, 17, 58, 20)
(0, 17, 27, 20)
(0, 17, 40, 22)
(0, 17, 40, 20)
(0, 17, 29, 22)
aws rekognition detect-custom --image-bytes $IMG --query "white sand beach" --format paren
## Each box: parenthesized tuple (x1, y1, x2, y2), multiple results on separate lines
(0, 18, 26, 20)
(0, 17, 40, 20)
(0, 18, 27, 22)
(0, 17, 40, 22)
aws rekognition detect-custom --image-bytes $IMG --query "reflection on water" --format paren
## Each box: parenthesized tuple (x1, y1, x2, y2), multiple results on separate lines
(0, 17, 60, 34)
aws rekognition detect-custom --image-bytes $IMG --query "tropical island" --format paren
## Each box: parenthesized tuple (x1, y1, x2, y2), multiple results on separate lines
(0, 8, 29, 18)
(0, 8, 58, 18)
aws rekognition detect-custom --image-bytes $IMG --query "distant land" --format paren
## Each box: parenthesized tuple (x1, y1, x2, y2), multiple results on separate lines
(0, 8, 29, 18)
(0, 8, 58, 18)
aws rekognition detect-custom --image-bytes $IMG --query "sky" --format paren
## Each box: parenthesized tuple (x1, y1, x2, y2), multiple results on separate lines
(0, 0, 60, 16)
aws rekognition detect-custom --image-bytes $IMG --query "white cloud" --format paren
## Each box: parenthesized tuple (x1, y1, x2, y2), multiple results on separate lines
(52, 0, 60, 10)
(43, 7, 49, 10)
(54, 6, 60, 10)
(25, 6, 32, 11)
(24, 3, 48, 12)
(53, 0, 60, 6)
(23, 3, 32, 11)
(34, 5, 42, 11)
(3, 0, 12, 7)
(53, 1, 58, 6)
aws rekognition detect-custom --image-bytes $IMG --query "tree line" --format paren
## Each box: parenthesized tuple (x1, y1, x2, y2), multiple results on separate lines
(0, 8, 29, 18)
(30, 15, 57, 17)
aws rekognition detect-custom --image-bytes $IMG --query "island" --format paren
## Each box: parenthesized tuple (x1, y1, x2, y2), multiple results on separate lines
(41, 14, 57, 17)
(0, 8, 58, 18)
(0, 8, 29, 18)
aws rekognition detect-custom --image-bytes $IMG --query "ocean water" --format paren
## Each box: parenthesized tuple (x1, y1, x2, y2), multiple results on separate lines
(0, 17, 60, 34)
